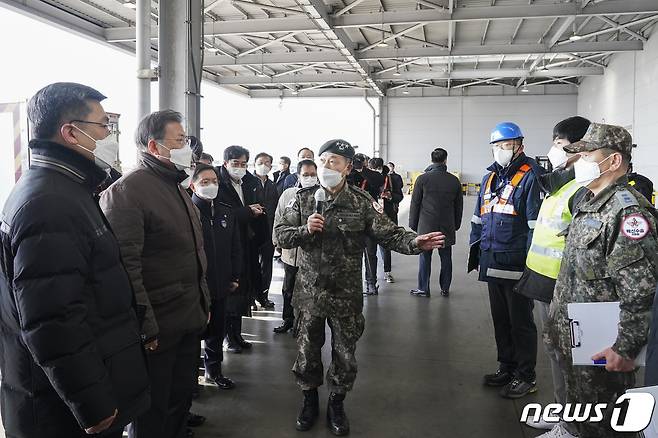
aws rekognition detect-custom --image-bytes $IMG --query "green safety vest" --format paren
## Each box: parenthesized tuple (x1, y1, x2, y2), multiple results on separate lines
(525, 179, 583, 279)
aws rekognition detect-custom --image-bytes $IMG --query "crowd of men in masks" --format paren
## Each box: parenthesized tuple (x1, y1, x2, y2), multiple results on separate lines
(0, 82, 413, 438)
(3, 81, 658, 438)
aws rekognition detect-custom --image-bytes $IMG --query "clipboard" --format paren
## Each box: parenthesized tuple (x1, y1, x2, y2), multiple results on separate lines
(468, 240, 480, 273)
(568, 301, 646, 366)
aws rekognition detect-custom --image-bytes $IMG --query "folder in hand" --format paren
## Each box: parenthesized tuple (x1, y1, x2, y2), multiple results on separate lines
(568, 301, 646, 366)
(467, 240, 480, 273)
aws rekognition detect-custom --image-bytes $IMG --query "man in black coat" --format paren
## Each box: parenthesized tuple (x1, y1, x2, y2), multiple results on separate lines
(360, 156, 386, 295)
(215, 146, 268, 353)
(409, 148, 464, 297)
(274, 156, 291, 195)
(0, 82, 149, 438)
(387, 162, 404, 202)
(253, 152, 280, 310)
(190, 164, 242, 389)
(376, 162, 404, 283)
(283, 147, 315, 190)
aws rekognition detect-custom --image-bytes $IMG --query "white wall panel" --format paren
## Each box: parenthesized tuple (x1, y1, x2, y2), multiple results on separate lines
(386, 94, 577, 183)
(578, 28, 658, 184)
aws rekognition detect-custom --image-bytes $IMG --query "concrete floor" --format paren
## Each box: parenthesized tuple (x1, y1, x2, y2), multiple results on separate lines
(190, 197, 554, 438)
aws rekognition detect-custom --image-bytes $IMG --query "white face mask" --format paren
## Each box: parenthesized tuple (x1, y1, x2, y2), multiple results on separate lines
(299, 175, 318, 188)
(317, 167, 344, 189)
(196, 183, 219, 200)
(255, 164, 271, 176)
(547, 146, 568, 168)
(72, 127, 119, 170)
(493, 146, 515, 167)
(157, 142, 193, 171)
(227, 165, 247, 180)
(573, 154, 614, 185)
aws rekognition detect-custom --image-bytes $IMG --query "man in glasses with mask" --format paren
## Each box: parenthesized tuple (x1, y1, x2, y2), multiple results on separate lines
(539, 123, 658, 438)
(275, 139, 445, 436)
(0, 82, 149, 438)
(469, 122, 543, 399)
(100, 110, 210, 438)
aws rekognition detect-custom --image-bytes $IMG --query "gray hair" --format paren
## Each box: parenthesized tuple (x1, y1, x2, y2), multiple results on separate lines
(27, 82, 106, 139)
(135, 109, 183, 151)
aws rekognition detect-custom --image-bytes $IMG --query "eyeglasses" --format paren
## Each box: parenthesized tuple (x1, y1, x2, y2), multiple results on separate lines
(71, 119, 117, 133)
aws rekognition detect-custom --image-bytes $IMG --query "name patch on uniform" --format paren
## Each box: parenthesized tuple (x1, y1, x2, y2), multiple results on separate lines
(621, 214, 649, 240)
(372, 201, 384, 214)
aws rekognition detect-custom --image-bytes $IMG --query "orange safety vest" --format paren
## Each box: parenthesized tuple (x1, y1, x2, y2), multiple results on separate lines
(480, 164, 531, 216)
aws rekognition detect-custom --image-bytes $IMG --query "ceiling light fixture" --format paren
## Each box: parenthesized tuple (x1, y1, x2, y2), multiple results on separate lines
(521, 85, 529, 93)
(402, 87, 410, 95)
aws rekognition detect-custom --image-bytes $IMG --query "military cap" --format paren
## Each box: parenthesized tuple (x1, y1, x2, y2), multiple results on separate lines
(564, 122, 633, 157)
(318, 139, 355, 160)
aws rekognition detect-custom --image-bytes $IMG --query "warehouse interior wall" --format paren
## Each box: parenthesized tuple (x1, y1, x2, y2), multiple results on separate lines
(385, 93, 577, 183)
(578, 27, 658, 183)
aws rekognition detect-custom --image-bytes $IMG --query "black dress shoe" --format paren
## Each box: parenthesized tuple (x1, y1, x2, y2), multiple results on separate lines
(187, 413, 206, 428)
(260, 299, 275, 309)
(296, 389, 319, 431)
(483, 369, 514, 387)
(441, 290, 450, 297)
(226, 343, 242, 354)
(274, 319, 294, 334)
(205, 374, 236, 390)
(327, 392, 350, 436)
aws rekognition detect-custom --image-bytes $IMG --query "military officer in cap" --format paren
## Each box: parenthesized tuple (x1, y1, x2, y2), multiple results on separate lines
(274, 139, 445, 436)
(540, 123, 658, 438)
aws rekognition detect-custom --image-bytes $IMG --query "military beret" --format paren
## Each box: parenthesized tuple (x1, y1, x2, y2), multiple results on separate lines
(564, 122, 633, 157)
(318, 139, 355, 160)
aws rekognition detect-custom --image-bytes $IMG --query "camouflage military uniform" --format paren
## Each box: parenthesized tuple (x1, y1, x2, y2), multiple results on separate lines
(274, 183, 421, 393)
(545, 178, 658, 437)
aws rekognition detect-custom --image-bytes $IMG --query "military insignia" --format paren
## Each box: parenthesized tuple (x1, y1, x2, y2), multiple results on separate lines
(615, 190, 638, 209)
(220, 219, 228, 228)
(372, 201, 383, 214)
(621, 214, 649, 240)
(337, 141, 347, 150)
(286, 198, 297, 209)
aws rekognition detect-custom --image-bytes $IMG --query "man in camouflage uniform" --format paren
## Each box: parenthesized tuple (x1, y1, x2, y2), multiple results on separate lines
(541, 123, 658, 438)
(274, 139, 445, 436)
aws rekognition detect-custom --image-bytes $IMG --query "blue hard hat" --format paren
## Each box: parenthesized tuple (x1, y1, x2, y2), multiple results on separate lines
(490, 122, 524, 144)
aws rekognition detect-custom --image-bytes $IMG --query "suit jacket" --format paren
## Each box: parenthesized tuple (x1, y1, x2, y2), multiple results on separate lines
(409, 163, 463, 246)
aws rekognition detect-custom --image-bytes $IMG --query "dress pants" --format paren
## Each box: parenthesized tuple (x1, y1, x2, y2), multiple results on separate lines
(378, 213, 398, 273)
(363, 237, 378, 286)
(537, 300, 567, 404)
(128, 332, 200, 438)
(417, 246, 453, 293)
(204, 297, 227, 377)
(257, 241, 275, 303)
(282, 262, 298, 322)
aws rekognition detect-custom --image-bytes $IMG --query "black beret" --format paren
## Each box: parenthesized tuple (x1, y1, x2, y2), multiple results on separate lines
(318, 139, 355, 160)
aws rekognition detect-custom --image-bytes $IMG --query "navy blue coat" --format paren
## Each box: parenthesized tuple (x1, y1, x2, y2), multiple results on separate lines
(469, 154, 543, 284)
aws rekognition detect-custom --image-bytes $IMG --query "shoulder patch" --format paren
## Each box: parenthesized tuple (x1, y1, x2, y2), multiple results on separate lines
(372, 201, 384, 214)
(621, 213, 650, 240)
(348, 184, 372, 199)
(615, 190, 639, 209)
(286, 198, 297, 209)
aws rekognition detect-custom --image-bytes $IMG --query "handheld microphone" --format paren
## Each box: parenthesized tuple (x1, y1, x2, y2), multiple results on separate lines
(314, 189, 326, 215)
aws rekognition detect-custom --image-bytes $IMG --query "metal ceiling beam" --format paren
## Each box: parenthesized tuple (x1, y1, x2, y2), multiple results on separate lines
(334, 0, 367, 17)
(297, 0, 384, 96)
(597, 16, 648, 42)
(106, 0, 658, 39)
(217, 66, 603, 84)
(231, 0, 305, 15)
(204, 39, 642, 66)
(556, 14, 658, 45)
(359, 23, 425, 52)
(249, 88, 378, 97)
(237, 32, 299, 56)
(204, 0, 230, 14)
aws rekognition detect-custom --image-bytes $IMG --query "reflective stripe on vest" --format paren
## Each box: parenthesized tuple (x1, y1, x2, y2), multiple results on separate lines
(525, 179, 583, 279)
(480, 164, 531, 217)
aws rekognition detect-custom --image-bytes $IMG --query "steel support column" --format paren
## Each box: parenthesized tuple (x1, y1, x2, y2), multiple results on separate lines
(158, 0, 202, 137)
(136, 0, 151, 122)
